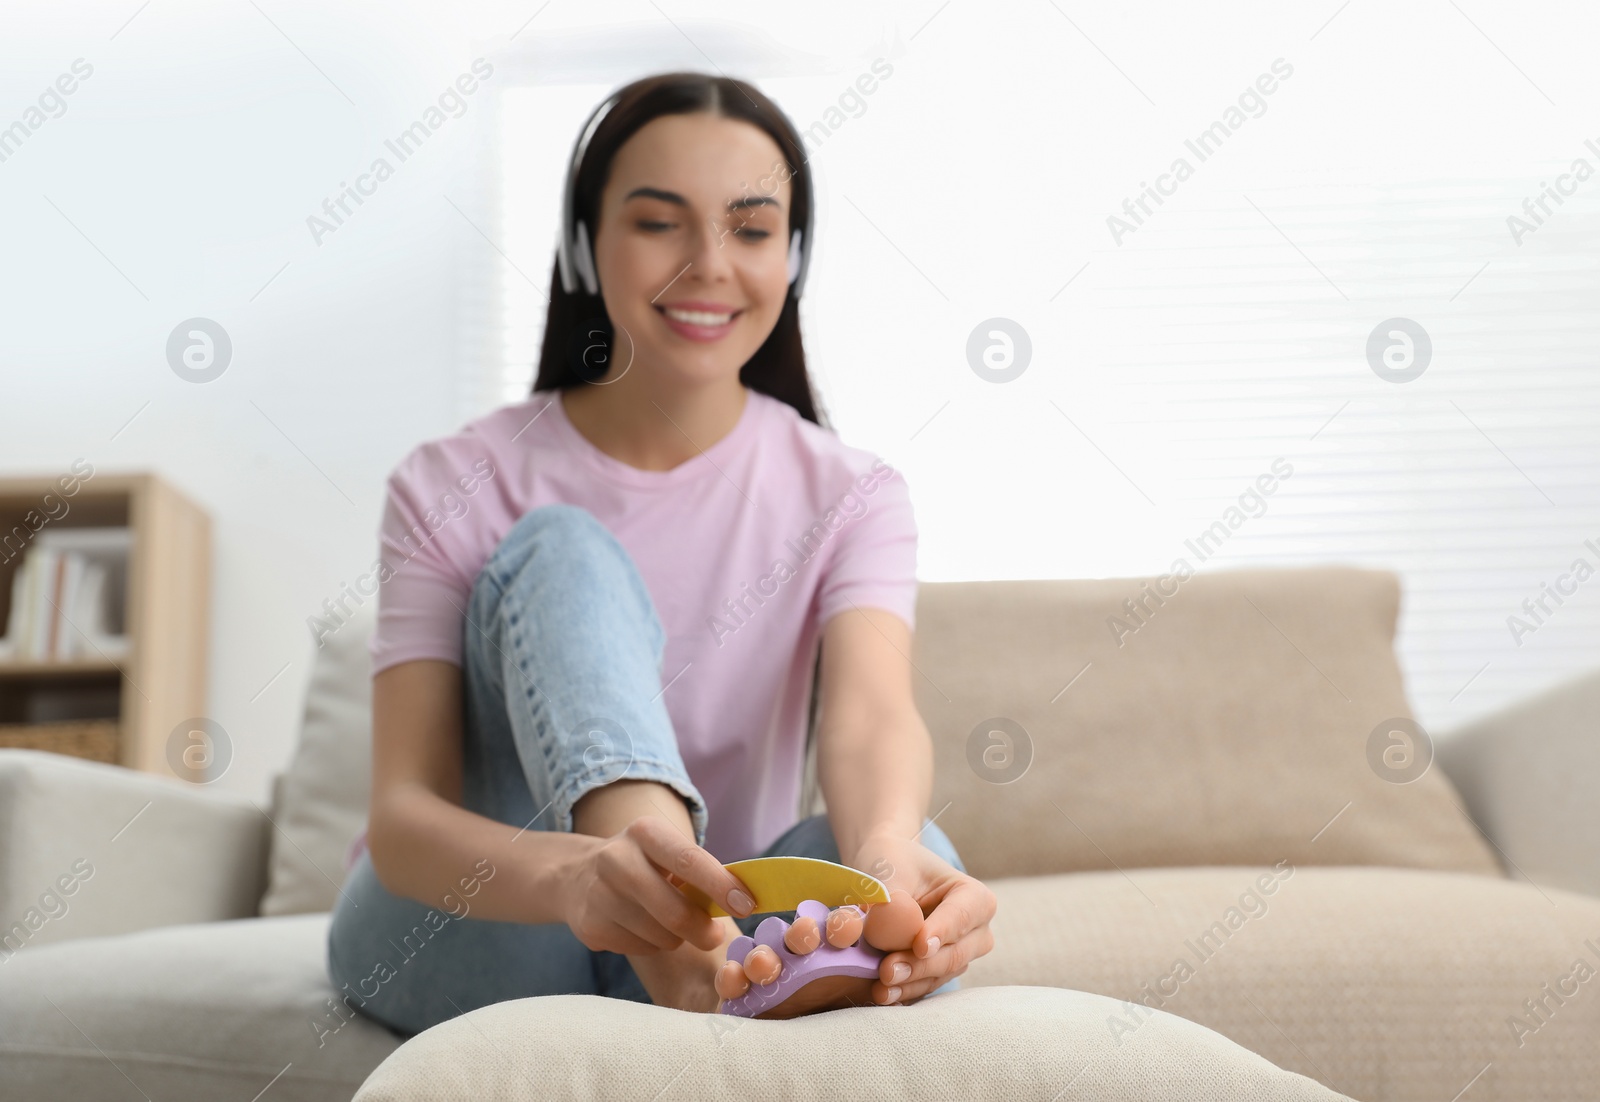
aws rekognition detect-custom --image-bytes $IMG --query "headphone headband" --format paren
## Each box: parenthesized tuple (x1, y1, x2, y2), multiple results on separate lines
(556, 86, 814, 301)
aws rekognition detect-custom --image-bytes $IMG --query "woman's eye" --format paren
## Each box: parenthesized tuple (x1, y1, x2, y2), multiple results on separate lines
(636, 220, 769, 240)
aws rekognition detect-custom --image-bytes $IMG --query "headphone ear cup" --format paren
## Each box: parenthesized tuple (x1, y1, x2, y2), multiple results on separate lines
(575, 220, 599, 297)
(787, 227, 803, 285)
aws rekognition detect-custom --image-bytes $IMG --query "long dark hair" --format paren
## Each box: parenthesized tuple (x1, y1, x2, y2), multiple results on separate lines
(532, 71, 828, 430)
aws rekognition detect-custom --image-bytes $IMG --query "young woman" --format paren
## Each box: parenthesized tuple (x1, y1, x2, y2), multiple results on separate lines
(325, 71, 997, 1036)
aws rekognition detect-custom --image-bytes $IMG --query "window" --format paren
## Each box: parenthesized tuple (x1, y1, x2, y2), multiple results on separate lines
(467, 68, 1600, 732)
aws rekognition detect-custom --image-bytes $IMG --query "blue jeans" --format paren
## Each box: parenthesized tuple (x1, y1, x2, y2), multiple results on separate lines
(325, 503, 965, 1038)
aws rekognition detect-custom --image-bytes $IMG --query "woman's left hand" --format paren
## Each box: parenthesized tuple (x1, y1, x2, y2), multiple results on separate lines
(847, 831, 998, 1006)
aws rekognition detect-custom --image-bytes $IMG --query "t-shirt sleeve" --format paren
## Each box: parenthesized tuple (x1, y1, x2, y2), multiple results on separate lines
(367, 449, 477, 675)
(813, 460, 919, 632)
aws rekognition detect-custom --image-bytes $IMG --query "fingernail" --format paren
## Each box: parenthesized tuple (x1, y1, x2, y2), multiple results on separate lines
(924, 936, 940, 957)
(728, 888, 754, 916)
(886, 986, 902, 1003)
(891, 962, 911, 984)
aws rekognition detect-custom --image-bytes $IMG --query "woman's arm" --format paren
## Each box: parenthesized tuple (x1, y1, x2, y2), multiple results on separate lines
(813, 606, 932, 858)
(367, 659, 600, 924)
(814, 605, 999, 1005)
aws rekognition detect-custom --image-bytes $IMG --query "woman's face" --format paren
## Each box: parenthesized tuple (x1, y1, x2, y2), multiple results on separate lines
(590, 111, 795, 389)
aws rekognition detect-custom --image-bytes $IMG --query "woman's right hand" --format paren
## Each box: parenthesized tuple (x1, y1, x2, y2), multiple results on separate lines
(563, 815, 755, 955)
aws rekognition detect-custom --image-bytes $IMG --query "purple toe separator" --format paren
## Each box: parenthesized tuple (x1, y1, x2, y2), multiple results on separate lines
(720, 900, 883, 1018)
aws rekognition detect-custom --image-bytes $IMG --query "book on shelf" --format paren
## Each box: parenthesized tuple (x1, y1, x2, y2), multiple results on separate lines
(1, 527, 131, 663)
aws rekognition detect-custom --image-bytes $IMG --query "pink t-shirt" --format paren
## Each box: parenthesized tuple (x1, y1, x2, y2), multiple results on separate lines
(345, 386, 917, 871)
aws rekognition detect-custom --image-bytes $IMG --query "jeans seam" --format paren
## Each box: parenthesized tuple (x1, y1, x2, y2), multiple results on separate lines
(468, 507, 702, 848)
(483, 519, 537, 588)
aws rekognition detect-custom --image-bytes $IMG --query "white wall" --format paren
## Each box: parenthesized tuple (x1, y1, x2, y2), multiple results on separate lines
(3, 0, 1597, 803)
(0, 0, 503, 799)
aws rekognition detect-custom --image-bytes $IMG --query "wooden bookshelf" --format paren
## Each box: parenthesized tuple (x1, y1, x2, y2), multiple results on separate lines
(0, 471, 210, 781)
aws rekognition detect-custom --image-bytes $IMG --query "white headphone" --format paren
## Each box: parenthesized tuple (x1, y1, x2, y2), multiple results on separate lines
(556, 88, 814, 301)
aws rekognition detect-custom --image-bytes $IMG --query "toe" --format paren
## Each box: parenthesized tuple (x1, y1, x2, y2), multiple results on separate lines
(744, 944, 782, 985)
(863, 888, 924, 952)
(784, 915, 822, 955)
(824, 906, 864, 948)
(715, 959, 750, 1000)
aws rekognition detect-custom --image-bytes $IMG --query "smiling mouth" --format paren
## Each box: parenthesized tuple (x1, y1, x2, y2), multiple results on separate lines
(654, 305, 743, 326)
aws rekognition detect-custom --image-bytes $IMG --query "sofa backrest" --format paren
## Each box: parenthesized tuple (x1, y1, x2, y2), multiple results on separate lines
(260, 565, 1501, 914)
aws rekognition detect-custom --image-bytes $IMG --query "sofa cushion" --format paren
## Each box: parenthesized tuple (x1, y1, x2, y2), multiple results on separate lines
(350, 984, 1352, 1101)
(0, 912, 400, 1101)
(259, 599, 375, 915)
(915, 566, 1501, 880)
(967, 864, 1600, 1101)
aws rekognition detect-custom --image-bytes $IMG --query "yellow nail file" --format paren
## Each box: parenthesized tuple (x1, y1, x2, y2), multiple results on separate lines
(676, 855, 890, 917)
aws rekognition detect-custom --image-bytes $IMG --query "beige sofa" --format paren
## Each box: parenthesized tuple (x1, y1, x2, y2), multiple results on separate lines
(2, 565, 1597, 1100)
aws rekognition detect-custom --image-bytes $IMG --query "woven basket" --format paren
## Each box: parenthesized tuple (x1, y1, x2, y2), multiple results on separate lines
(0, 719, 120, 764)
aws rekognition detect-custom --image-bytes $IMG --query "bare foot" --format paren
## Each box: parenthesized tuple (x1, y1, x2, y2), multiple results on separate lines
(714, 893, 922, 1019)
(744, 973, 877, 1020)
(629, 915, 743, 1014)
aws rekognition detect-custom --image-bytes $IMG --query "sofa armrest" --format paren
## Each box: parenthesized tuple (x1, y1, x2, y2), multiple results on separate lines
(0, 750, 270, 953)
(1436, 667, 1600, 901)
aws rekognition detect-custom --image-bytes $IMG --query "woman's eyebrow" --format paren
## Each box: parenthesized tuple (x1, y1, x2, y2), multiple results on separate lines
(623, 186, 782, 213)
